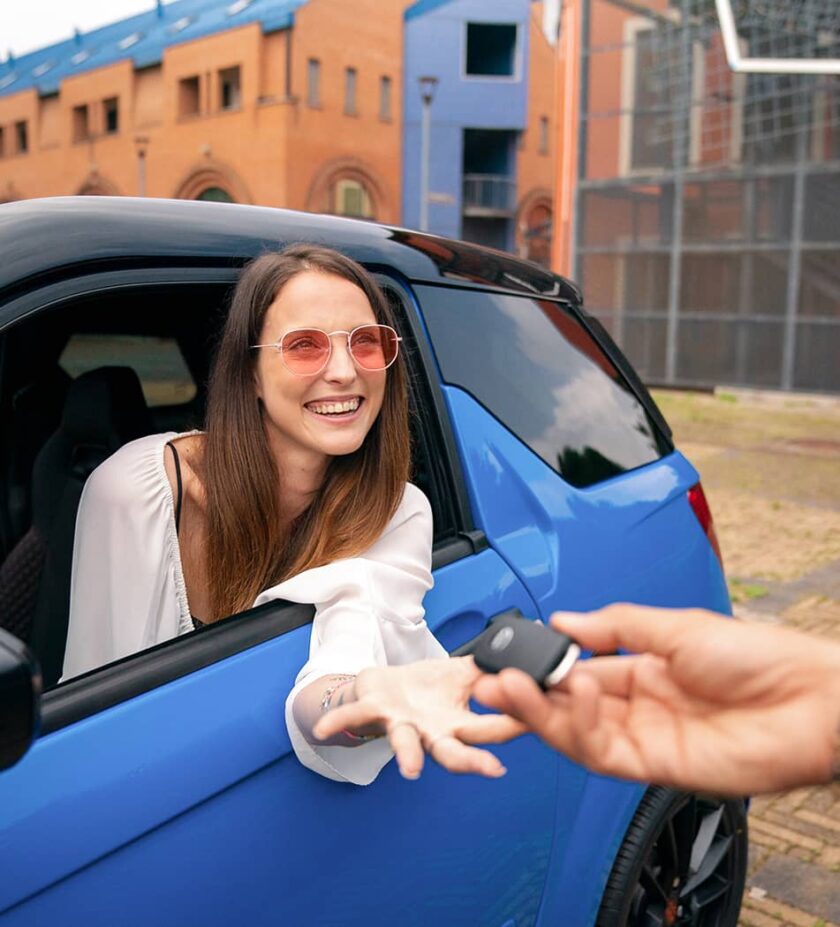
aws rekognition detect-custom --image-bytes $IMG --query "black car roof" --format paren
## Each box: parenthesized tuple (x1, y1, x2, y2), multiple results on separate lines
(0, 197, 581, 305)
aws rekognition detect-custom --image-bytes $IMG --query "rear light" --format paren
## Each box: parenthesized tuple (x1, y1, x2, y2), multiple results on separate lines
(687, 482, 723, 567)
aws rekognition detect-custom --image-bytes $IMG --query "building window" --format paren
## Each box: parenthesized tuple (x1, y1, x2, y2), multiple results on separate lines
(379, 75, 392, 121)
(179, 75, 201, 118)
(538, 116, 549, 155)
(466, 23, 518, 77)
(307, 58, 321, 107)
(219, 66, 241, 111)
(619, 20, 702, 174)
(197, 187, 234, 203)
(15, 120, 28, 154)
(72, 104, 90, 142)
(103, 97, 119, 134)
(334, 178, 372, 218)
(344, 67, 357, 116)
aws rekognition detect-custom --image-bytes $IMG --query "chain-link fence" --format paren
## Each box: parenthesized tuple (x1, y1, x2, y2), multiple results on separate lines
(574, 0, 840, 392)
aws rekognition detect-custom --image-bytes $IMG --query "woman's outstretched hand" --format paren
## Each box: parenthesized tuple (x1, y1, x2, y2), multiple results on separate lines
(472, 604, 840, 796)
(313, 656, 525, 780)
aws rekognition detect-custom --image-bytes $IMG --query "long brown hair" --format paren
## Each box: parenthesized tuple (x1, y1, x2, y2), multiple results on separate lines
(202, 244, 411, 619)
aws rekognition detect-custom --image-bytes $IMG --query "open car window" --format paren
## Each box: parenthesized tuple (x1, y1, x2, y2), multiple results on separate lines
(0, 269, 472, 730)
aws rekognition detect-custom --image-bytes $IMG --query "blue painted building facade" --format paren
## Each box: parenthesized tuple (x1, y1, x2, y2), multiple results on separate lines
(403, 0, 533, 251)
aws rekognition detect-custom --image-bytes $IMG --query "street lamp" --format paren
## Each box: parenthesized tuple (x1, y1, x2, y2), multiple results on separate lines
(134, 135, 149, 197)
(418, 75, 438, 232)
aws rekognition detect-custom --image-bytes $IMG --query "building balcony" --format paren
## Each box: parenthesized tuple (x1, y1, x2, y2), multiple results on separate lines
(462, 173, 516, 217)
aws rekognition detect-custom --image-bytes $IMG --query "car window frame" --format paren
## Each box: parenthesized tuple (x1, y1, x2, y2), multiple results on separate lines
(0, 265, 483, 735)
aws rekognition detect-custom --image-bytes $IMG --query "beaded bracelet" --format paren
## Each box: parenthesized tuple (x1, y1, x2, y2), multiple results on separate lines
(320, 675, 355, 714)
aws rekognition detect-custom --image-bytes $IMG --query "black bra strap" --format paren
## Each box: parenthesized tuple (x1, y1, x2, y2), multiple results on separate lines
(166, 441, 183, 534)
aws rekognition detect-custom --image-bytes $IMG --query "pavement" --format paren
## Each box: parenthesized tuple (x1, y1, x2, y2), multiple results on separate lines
(735, 599, 840, 927)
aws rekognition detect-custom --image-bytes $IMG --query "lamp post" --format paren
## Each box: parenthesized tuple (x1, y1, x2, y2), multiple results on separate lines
(418, 75, 438, 232)
(134, 135, 149, 197)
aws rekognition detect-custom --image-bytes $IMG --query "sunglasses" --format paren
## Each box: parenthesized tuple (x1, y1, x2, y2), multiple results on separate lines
(252, 324, 401, 377)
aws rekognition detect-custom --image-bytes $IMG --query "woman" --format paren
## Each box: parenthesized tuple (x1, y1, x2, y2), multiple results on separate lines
(63, 245, 518, 784)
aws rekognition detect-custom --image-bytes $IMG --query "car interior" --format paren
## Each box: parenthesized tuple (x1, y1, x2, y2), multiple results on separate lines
(0, 279, 444, 689)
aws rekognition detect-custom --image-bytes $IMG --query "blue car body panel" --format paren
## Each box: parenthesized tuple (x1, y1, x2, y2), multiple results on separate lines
(1, 549, 565, 927)
(436, 385, 730, 924)
(442, 385, 730, 620)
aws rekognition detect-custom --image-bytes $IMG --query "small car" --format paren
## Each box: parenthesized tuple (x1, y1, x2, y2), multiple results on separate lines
(0, 197, 746, 927)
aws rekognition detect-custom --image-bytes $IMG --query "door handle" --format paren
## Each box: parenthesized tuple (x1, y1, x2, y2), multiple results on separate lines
(449, 607, 525, 657)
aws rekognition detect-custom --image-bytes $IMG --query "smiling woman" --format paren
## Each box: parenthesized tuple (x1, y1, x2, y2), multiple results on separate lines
(61, 244, 510, 784)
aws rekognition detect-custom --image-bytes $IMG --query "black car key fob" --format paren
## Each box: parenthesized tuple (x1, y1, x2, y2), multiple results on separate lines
(469, 611, 581, 689)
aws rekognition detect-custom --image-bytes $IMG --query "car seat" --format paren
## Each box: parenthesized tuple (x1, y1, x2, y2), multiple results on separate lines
(0, 367, 152, 685)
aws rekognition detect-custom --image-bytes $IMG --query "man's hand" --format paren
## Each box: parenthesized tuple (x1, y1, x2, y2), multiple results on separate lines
(313, 656, 525, 780)
(472, 604, 840, 795)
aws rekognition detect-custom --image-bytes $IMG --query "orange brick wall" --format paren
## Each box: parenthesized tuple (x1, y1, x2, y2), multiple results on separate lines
(517, 3, 556, 262)
(0, 3, 404, 216)
(285, 0, 408, 222)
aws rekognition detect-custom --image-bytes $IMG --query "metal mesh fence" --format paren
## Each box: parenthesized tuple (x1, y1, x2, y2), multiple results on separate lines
(575, 0, 840, 393)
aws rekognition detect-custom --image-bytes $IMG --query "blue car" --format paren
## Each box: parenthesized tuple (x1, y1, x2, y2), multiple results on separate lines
(0, 197, 746, 926)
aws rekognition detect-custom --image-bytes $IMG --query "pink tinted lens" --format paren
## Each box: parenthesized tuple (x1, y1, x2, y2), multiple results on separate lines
(350, 325, 399, 370)
(280, 329, 331, 374)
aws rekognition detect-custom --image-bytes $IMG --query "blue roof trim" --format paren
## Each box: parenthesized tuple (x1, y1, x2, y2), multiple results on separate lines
(0, 0, 306, 99)
(404, 0, 454, 22)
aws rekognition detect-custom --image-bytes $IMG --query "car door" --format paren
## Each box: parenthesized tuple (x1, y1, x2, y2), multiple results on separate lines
(0, 268, 564, 927)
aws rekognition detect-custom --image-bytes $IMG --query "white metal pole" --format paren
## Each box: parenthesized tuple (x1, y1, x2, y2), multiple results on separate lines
(420, 97, 430, 231)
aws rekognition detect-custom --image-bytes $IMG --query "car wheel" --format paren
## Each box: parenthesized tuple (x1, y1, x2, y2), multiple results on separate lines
(596, 786, 748, 927)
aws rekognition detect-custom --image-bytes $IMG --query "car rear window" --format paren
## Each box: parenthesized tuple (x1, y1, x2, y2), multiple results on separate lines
(415, 285, 670, 488)
(59, 334, 196, 408)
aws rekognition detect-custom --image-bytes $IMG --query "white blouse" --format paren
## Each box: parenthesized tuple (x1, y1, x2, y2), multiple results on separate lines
(63, 432, 446, 784)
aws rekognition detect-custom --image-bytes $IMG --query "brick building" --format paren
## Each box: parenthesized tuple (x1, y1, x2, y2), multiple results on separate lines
(0, 0, 554, 255)
(0, 0, 407, 222)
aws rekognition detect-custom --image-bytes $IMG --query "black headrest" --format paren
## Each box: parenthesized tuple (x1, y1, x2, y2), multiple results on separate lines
(62, 366, 152, 446)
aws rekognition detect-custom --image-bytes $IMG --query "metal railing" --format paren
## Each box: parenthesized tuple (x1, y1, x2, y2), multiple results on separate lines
(462, 174, 516, 216)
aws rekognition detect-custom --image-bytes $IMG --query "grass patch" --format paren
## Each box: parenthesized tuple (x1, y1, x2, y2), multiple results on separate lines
(729, 579, 769, 604)
(717, 391, 738, 403)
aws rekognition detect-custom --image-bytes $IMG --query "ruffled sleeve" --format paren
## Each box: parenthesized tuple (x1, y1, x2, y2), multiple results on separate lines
(255, 483, 446, 785)
(62, 433, 190, 680)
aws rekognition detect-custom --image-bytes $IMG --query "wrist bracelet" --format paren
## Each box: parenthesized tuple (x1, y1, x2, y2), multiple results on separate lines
(320, 675, 355, 714)
(341, 728, 384, 744)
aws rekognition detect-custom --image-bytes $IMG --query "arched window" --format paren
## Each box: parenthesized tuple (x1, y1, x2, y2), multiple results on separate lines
(196, 186, 234, 203)
(517, 195, 553, 268)
(332, 178, 373, 219)
(305, 159, 385, 221)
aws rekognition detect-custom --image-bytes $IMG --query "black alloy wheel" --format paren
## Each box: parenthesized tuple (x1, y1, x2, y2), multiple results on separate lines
(596, 786, 748, 927)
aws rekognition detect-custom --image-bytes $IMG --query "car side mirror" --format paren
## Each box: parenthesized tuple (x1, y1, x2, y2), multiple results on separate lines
(0, 627, 41, 771)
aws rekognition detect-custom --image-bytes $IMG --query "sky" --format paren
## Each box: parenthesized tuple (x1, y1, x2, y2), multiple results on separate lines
(1, 0, 177, 58)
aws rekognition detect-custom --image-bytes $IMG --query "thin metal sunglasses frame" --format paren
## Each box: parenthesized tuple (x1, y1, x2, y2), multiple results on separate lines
(251, 323, 402, 376)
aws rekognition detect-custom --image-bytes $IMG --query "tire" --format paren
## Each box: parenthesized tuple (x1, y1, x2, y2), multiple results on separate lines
(596, 786, 748, 927)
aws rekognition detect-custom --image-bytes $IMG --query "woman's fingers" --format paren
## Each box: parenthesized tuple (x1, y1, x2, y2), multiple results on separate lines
(312, 699, 381, 740)
(387, 720, 425, 780)
(427, 735, 507, 778)
(455, 710, 527, 744)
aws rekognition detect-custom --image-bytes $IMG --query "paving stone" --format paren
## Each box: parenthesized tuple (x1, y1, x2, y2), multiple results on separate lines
(796, 810, 840, 835)
(738, 902, 784, 927)
(749, 853, 840, 923)
(743, 894, 823, 927)
(750, 817, 823, 851)
(763, 809, 831, 846)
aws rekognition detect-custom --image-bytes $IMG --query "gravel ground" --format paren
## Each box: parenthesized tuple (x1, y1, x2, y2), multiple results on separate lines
(652, 388, 840, 927)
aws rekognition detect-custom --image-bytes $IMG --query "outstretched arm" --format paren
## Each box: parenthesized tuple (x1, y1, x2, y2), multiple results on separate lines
(472, 604, 840, 796)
